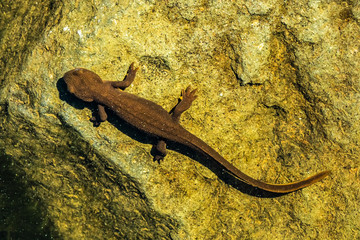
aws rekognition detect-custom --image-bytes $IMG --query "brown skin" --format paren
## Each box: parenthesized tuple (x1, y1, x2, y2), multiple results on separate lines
(63, 63, 330, 193)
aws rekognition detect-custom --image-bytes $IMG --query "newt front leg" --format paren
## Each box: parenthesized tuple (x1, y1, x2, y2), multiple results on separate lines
(91, 63, 138, 126)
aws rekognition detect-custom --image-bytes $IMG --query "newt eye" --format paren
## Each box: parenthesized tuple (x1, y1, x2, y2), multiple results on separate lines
(72, 68, 84, 76)
(67, 84, 75, 94)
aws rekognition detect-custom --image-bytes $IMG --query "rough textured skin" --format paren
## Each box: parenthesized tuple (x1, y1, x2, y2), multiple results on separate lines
(2, 0, 359, 239)
(64, 63, 330, 193)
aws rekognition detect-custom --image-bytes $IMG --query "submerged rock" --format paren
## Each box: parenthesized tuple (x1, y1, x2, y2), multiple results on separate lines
(0, 0, 359, 239)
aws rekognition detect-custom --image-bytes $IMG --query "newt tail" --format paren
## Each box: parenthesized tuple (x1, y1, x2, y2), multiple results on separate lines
(180, 125, 330, 193)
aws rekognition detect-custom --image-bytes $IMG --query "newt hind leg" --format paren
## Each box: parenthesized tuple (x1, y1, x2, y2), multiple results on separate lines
(170, 86, 197, 123)
(152, 87, 197, 162)
(151, 140, 167, 163)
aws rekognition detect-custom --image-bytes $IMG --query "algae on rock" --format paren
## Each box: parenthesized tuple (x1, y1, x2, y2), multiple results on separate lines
(1, 0, 359, 239)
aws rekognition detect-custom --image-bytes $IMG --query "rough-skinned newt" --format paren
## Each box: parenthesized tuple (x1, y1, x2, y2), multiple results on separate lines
(63, 63, 330, 193)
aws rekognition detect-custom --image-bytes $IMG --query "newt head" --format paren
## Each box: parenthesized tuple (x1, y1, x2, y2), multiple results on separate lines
(63, 68, 103, 102)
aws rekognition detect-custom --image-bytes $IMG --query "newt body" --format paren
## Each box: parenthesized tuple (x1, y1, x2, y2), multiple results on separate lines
(63, 63, 330, 193)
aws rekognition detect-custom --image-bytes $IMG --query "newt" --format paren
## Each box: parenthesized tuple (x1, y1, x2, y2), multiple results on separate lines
(63, 63, 330, 193)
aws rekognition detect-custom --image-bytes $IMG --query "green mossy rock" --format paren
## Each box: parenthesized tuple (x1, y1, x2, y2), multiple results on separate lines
(1, 0, 359, 239)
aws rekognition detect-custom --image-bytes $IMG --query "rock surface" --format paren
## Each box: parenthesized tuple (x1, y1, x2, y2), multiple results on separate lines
(1, 0, 359, 239)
